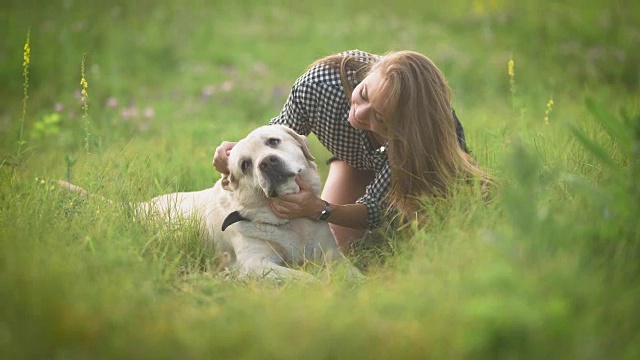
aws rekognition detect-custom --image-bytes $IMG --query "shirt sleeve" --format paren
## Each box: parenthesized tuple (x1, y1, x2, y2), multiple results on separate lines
(356, 162, 392, 229)
(269, 80, 320, 136)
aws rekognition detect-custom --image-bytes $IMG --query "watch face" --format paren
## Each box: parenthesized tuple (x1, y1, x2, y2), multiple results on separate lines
(317, 201, 331, 221)
(318, 210, 330, 221)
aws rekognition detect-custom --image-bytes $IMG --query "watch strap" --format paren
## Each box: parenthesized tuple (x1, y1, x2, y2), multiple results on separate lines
(316, 200, 331, 221)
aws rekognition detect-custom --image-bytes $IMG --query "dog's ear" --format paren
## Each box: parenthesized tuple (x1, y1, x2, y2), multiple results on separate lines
(282, 127, 315, 162)
(221, 173, 237, 191)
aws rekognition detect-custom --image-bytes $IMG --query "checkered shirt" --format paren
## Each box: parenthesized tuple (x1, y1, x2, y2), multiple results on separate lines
(269, 50, 390, 229)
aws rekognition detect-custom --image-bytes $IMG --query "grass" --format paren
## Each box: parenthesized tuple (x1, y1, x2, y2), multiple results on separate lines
(1, 0, 639, 358)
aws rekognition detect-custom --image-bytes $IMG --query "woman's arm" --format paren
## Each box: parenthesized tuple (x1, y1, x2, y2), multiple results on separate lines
(321, 202, 369, 229)
(270, 176, 370, 229)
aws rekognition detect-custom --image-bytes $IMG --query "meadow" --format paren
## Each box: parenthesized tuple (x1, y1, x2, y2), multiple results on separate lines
(1, 0, 639, 358)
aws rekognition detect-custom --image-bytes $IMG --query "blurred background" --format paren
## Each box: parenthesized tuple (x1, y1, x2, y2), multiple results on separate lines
(1, 0, 639, 359)
(2, 0, 638, 154)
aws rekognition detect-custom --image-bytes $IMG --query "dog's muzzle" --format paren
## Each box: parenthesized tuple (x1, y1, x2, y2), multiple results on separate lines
(259, 155, 295, 197)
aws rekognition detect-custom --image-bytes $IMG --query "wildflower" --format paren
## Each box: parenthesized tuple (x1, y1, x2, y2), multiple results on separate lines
(221, 80, 234, 92)
(508, 57, 514, 77)
(54, 103, 64, 112)
(23, 41, 31, 67)
(544, 98, 554, 125)
(508, 56, 516, 102)
(120, 106, 139, 120)
(17, 29, 31, 177)
(80, 76, 89, 102)
(106, 96, 118, 109)
(80, 53, 90, 154)
(144, 106, 155, 119)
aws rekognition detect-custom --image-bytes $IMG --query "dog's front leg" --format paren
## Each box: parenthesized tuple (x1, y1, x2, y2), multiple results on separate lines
(236, 254, 319, 283)
(310, 230, 366, 282)
(322, 254, 366, 282)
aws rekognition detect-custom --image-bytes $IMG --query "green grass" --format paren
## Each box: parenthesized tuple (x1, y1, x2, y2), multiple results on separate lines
(1, 0, 639, 358)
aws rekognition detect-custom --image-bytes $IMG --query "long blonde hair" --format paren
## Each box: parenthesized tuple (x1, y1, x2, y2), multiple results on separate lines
(316, 50, 490, 219)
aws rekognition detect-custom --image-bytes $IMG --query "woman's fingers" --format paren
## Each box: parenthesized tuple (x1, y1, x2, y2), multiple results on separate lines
(213, 141, 236, 174)
(270, 200, 290, 218)
(295, 175, 312, 191)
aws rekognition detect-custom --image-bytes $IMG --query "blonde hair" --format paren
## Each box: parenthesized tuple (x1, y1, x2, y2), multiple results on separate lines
(316, 50, 491, 220)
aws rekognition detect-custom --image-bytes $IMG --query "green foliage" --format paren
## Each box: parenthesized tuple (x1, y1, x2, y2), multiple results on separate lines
(571, 99, 640, 267)
(1, 0, 639, 359)
(29, 112, 61, 139)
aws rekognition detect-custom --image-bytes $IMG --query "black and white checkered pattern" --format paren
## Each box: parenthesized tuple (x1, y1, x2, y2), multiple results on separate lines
(269, 50, 389, 228)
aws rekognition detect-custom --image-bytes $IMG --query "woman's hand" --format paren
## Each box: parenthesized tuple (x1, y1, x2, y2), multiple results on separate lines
(270, 176, 325, 219)
(212, 141, 237, 174)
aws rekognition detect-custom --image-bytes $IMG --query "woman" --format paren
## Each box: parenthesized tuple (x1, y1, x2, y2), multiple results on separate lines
(214, 49, 489, 251)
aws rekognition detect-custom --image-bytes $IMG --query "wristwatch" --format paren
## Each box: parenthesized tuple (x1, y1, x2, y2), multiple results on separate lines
(316, 200, 331, 221)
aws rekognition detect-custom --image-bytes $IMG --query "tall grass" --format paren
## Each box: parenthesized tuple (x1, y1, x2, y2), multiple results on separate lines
(1, 0, 639, 358)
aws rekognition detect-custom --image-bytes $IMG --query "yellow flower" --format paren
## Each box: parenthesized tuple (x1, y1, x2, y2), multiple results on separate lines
(80, 52, 90, 154)
(80, 76, 89, 103)
(23, 41, 31, 67)
(544, 98, 554, 125)
(508, 57, 514, 77)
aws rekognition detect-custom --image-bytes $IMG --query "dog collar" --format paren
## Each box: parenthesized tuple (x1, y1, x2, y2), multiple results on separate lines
(221, 211, 249, 231)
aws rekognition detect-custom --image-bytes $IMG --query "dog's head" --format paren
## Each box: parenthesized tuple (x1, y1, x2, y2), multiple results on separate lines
(221, 125, 320, 199)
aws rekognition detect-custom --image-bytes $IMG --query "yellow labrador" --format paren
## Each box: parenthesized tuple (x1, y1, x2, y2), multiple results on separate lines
(59, 125, 362, 282)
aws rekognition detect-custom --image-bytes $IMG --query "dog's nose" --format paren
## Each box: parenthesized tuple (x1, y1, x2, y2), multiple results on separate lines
(259, 155, 295, 192)
(259, 155, 281, 171)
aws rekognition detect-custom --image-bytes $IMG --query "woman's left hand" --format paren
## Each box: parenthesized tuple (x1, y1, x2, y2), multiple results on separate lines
(270, 176, 323, 219)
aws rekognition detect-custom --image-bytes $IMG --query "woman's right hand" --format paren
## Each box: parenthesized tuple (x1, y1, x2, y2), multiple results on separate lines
(213, 141, 237, 174)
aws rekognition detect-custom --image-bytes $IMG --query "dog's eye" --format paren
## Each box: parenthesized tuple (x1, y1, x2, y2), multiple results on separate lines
(266, 138, 280, 147)
(240, 159, 252, 173)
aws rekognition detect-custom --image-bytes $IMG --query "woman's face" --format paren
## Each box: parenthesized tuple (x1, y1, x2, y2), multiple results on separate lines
(348, 69, 389, 138)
